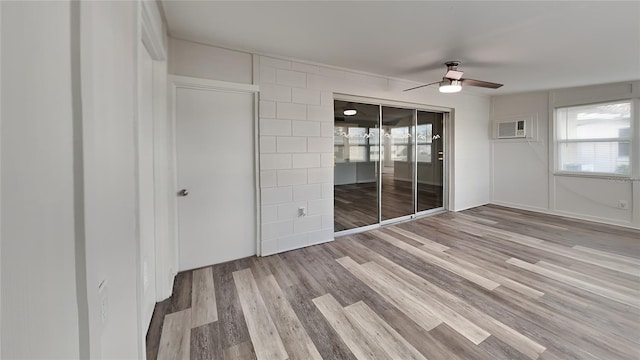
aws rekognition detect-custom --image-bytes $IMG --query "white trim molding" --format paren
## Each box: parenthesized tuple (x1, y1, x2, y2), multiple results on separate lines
(140, 0, 165, 61)
(169, 75, 259, 93)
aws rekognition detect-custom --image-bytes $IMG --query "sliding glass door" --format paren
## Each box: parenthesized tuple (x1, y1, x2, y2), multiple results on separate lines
(333, 100, 380, 232)
(381, 106, 415, 221)
(417, 111, 444, 212)
(334, 99, 447, 233)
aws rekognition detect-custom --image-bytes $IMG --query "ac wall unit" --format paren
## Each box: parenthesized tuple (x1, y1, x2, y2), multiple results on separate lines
(496, 120, 526, 139)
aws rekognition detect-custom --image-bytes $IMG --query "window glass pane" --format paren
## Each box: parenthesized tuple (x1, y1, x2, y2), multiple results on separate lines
(334, 126, 346, 145)
(333, 100, 380, 232)
(392, 145, 408, 161)
(556, 101, 631, 140)
(334, 145, 345, 163)
(416, 124, 432, 144)
(349, 146, 367, 162)
(348, 127, 367, 145)
(370, 145, 380, 161)
(390, 127, 410, 144)
(334, 126, 346, 163)
(558, 141, 630, 174)
(381, 106, 414, 221)
(417, 145, 432, 163)
(368, 128, 379, 145)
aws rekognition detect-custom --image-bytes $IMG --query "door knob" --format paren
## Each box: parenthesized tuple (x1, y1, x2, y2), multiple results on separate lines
(178, 189, 189, 197)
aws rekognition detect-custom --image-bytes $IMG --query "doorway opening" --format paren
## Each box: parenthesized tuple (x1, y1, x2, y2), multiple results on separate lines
(333, 98, 449, 235)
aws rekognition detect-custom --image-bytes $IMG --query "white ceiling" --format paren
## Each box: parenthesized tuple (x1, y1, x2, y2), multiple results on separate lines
(161, 1, 640, 95)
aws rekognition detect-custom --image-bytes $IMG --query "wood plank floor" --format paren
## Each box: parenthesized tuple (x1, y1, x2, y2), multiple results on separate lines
(147, 205, 640, 360)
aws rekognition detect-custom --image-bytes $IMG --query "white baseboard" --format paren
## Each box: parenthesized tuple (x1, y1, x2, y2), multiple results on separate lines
(260, 237, 335, 257)
(490, 200, 639, 230)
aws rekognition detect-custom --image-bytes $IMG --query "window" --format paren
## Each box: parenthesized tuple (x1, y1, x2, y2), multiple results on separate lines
(333, 125, 378, 162)
(555, 100, 631, 175)
(348, 127, 367, 162)
(369, 128, 380, 161)
(416, 124, 433, 163)
(389, 127, 410, 161)
(334, 126, 346, 162)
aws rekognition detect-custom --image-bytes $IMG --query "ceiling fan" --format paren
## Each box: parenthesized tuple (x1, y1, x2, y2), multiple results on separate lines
(404, 61, 503, 93)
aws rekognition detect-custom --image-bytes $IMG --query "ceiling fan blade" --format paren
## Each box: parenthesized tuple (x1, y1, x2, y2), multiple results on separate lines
(403, 81, 442, 92)
(461, 78, 503, 89)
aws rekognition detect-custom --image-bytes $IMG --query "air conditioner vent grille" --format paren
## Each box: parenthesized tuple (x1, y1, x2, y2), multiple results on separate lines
(497, 120, 526, 138)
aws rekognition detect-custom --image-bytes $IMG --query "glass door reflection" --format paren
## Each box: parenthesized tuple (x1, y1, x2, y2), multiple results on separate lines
(417, 111, 444, 212)
(381, 106, 415, 221)
(333, 100, 380, 231)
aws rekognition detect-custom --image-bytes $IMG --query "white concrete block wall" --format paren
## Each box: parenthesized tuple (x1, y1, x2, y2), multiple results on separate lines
(258, 56, 336, 254)
(256, 54, 492, 255)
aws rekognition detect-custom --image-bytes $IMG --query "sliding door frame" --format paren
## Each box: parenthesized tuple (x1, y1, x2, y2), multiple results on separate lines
(333, 94, 452, 237)
(414, 111, 448, 218)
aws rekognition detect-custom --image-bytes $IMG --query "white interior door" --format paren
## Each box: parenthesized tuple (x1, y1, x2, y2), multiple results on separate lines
(176, 87, 256, 271)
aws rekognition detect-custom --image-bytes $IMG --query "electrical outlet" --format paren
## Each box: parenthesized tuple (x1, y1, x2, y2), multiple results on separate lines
(619, 200, 628, 209)
(298, 206, 306, 217)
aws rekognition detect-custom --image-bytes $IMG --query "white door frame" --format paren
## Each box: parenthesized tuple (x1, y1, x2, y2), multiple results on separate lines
(168, 75, 261, 264)
(136, 2, 166, 359)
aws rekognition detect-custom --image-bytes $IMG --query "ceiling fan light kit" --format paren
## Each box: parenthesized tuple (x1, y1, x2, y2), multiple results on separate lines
(439, 79, 462, 93)
(404, 61, 503, 93)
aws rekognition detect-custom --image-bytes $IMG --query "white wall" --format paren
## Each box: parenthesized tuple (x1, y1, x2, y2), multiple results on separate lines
(169, 38, 492, 257)
(0, 2, 172, 358)
(1, 1, 81, 357)
(80, 1, 140, 358)
(491, 81, 640, 228)
(169, 37, 253, 84)
(491, 91, 550, 211)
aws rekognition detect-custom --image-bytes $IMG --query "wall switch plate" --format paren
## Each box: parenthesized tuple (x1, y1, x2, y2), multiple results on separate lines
(619, 200, 628, 209)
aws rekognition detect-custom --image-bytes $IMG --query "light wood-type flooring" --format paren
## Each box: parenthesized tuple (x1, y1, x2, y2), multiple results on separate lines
(147, 205, 640, 360)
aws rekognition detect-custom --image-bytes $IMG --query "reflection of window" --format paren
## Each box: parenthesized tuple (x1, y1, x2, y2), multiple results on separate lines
(348, 127, 367, 161)
(334, 126, 346, 162)
(555, 101, 631, 175)
(334, 125, 379, 162)
(390, 127, 409, 161)
(417, 124, 433, 163)
(369, 128, 380, 161)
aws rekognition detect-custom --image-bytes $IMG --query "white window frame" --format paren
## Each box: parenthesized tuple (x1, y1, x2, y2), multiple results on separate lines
(553, 99, 634, 179)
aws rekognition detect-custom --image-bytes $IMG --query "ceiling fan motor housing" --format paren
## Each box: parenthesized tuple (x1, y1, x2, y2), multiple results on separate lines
(445, 61, 464, 80)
